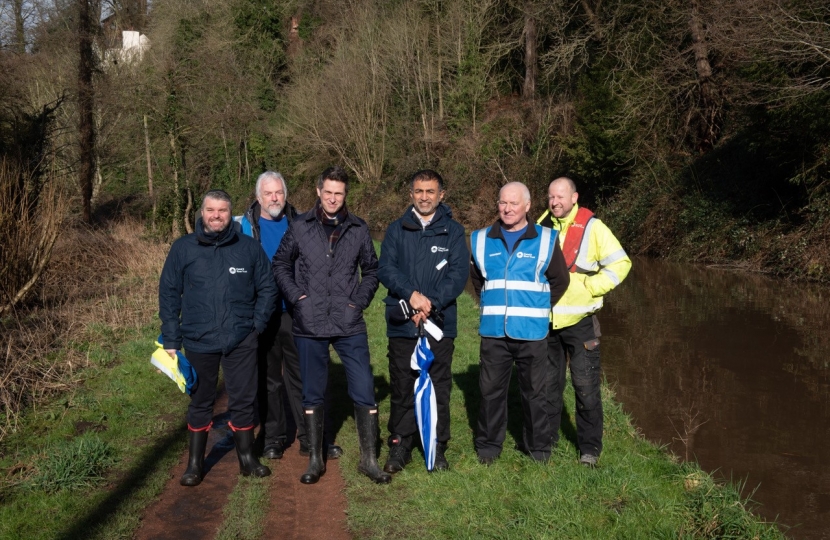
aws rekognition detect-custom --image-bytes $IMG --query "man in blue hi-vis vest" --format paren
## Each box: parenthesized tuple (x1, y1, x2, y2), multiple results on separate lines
(470, 182, 569, 464)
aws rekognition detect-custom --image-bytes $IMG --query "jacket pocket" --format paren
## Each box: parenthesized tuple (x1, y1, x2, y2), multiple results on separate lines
(569, 272, 596, 303)
(292, 296, 314, 335)
(342, 298, 363, 333)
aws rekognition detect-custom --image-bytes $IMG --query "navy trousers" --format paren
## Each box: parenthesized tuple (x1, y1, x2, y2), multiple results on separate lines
(294, 333, 376, 409)
(386, 336, 454, 447)
(186, 330, 259, 430)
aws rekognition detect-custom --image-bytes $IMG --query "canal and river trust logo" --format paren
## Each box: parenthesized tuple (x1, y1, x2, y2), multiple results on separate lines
(229, 267, 248, 274)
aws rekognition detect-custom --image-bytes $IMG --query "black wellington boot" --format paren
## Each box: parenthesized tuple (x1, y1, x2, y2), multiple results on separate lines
(300, 406, 326, 484)
(233, 429, 271, 478)
(432, 442, 449, 471)
(354, 406, 392, 484)
(180, 428, 209, 487)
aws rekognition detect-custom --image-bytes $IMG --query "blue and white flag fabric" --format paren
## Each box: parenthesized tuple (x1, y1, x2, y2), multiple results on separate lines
(411, 334, 438, 470)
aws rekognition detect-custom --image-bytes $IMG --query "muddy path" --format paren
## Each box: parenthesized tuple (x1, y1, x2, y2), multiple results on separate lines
(134, 389, 351, 540)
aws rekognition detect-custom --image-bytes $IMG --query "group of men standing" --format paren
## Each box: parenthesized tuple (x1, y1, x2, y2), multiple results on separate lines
(158, 166, 630, 487)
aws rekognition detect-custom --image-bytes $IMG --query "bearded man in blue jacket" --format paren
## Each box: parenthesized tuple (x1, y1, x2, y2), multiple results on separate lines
(378, 169, 469, 473)
(159, 189, 276, 486)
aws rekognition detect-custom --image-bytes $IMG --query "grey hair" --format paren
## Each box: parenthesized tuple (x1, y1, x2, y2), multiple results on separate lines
(202, 189, 233, 212)
(500, 182, 531, 203)
(255, 171, 288, 199)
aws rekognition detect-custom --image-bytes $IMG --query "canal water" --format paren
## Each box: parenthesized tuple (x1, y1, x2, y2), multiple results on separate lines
(600, 258, 830, 539)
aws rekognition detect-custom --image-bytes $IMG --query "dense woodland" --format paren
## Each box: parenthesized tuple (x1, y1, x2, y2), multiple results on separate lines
(2, 0, 830, 316)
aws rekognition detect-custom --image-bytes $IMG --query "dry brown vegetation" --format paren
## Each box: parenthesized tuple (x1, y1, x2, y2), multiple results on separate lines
(0, 219, 168, 442)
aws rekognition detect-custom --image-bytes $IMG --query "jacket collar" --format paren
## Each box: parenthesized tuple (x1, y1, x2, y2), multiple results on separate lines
(246, 200, 298, 223)
(195, 217, 237, 246)
(302, 205, 362, 227)
(401, 202, 451, 231)
(486, 219, 538, 242)
(537, 204, 579, 230)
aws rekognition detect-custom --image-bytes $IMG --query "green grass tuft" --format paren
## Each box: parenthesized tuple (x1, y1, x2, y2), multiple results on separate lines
(25, 435, 116, 493)
(215, 475, 271, 540)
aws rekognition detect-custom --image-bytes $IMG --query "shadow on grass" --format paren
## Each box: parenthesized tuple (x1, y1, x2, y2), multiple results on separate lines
(454, 364, 480, 439)
(326, 359, 390, 443)
(55, 419, 187, 540)
(453, 364, 523, 451)
(204, 410, 234, 474)
(558, 402, 578, 453)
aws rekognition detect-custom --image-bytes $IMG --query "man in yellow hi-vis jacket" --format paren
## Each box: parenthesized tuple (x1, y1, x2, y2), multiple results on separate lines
(537, 177, 631, 468)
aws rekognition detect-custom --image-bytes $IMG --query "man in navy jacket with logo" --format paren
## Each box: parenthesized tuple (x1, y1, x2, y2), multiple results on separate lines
(470, 182, 569, 464)
(159, 189, 276, 486)
(378, 170, 469, 473)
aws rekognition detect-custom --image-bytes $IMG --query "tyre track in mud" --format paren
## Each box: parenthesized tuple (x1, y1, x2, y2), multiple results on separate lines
(134, 388, 351, 539)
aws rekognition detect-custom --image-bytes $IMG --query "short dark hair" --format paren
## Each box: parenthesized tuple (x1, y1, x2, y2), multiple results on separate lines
(317, 166, 350, 191)
(409, 169, 444, 191)
(202, 189, 233, 211)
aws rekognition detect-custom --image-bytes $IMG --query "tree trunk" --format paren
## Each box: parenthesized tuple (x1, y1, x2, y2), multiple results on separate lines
(184, 185, 193, 235)
(13, 0, 26, 54)
(580, 0, 603, 38)
(437, 21, 443, 120)
(78, 0, 96, 224)
(523, 12, 537, 100)
(169, 129, 181, 238)
(143, 114, 155, 231)
(689, 0, 720, 151)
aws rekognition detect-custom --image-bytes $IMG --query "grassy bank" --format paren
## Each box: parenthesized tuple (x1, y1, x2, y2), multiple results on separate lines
(331, 278, 785, 538)
(0, 221, 192, 539)
(0, 234, 784, 539)
(0, 325, 191, 539)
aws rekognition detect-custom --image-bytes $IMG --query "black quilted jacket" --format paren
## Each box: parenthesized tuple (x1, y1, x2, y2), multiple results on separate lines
(271, 208, 379, 338)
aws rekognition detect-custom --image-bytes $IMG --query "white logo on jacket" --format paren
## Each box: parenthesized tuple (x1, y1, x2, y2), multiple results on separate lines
(516, 252, 535, 259)
(229, 267, 248, 274)
(431, 246, 449, 253)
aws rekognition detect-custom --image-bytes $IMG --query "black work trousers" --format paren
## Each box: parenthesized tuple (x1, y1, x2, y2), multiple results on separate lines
(257, 310, 304, 446)
(186, 330, 259, 430)
(547, 315, 603, 457)
(475, 337, 551, 461)
(386, 336, 455, 447)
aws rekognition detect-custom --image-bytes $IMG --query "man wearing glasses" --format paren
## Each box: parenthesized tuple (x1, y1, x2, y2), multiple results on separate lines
(469, 182, 569, 465)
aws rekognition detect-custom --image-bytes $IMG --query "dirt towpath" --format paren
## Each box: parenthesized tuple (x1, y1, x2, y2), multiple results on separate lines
(134, 389, 351, 540)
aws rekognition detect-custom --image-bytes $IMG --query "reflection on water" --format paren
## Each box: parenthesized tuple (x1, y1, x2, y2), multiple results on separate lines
(601, 258, 830, 539)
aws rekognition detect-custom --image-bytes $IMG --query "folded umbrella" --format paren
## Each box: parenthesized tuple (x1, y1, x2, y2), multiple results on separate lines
(411, 323, 438, 470)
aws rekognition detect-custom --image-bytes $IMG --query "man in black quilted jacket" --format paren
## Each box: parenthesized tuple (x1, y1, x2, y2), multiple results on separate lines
(159, 189, 276, 487)
(272, 166, 391, 485)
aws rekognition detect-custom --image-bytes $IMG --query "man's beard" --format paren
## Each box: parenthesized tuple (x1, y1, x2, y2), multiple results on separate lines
(203, 220, 229, 234)
(414, 203, 436, 218)
(266, 204, 283, 219)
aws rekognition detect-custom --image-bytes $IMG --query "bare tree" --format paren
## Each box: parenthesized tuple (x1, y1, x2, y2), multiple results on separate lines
(77, 0, 98, 223)
(523, 4, 537, 100)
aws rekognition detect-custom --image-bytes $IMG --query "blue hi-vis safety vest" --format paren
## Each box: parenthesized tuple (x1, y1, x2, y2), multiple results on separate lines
(472, 224, 557, 340)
